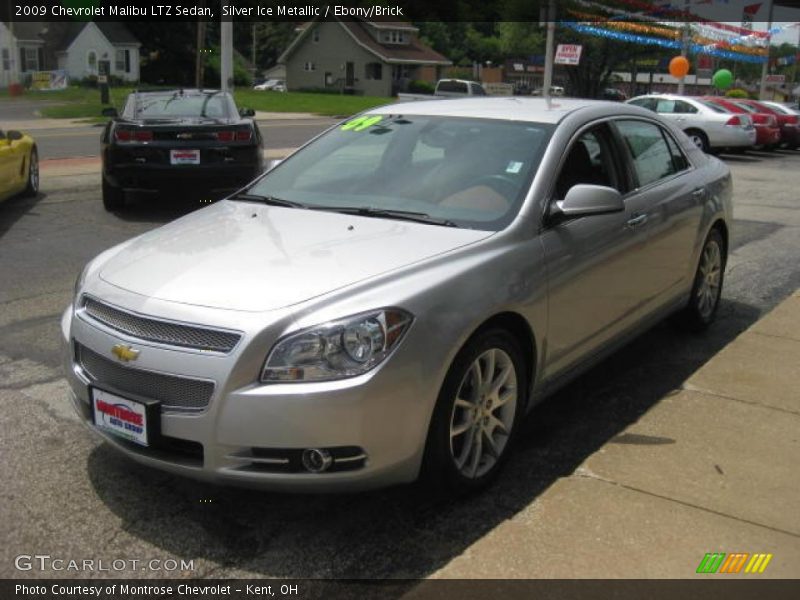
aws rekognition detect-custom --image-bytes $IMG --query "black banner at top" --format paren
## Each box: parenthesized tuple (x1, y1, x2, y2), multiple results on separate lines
(0, 0, 794, 23)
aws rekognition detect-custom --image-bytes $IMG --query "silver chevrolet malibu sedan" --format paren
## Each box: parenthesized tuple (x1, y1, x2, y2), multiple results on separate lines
(62, 98, 732, 493)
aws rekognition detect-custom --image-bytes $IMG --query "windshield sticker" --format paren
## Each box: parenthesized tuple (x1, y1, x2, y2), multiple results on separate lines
(506, 161, 524, 174)
(340, 115, 385, 131)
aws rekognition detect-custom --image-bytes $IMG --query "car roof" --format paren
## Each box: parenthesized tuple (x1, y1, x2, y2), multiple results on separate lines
(366, 97, 639, 124)
(131, 89, 227, 97)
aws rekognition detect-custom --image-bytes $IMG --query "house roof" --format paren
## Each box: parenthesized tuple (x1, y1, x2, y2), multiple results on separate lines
(7, 22, 46, 43)
(281, 19, 450, 66)
(47, 21, 140, 51)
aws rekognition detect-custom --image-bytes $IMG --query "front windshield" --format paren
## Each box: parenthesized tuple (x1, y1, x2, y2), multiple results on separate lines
(134, 93, 231, 119)
(245, 114, 554, 230)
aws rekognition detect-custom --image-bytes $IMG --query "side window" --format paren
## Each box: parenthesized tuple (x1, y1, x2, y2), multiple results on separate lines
(630, 98, 657, 112)
(663, 131, 690, 172)
(470, 83, 486, 96)
(674, 100, 698, 114)
(616, 120, 678, 188)
(554, 126, 621, 200)
(655, 99, 676, 114)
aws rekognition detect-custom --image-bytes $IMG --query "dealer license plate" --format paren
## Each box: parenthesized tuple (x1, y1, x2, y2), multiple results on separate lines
(92, 388, 149, 446)
(170, 149, 200, 165)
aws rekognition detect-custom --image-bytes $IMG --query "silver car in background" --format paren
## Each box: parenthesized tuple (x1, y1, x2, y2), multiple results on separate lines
(63, 98, 732, 493)
(627, 93, 756, 153)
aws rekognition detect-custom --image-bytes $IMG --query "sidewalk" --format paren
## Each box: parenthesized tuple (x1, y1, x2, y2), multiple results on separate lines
(429, 289, 800, 579)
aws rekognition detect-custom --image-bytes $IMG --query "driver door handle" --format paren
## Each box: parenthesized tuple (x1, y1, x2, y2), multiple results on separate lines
(626, 213, 648, 229)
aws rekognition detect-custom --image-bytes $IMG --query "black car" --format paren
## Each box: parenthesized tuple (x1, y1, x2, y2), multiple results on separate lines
(101, 89, 264, 210)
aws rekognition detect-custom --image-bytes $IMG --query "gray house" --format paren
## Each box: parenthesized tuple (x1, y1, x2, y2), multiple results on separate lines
(279, 20, 451, 96)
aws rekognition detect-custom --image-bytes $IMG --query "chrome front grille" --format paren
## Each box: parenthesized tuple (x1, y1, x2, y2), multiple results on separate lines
(82, 297, 241, 353)
(77, 344, 214, 411)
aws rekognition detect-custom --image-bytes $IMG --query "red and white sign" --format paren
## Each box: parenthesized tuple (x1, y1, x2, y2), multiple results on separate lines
(765, 74, 786, 84)
(93, 388, 149, 446)
(170, 149, 200, 165)
(555, 44, 583, 66)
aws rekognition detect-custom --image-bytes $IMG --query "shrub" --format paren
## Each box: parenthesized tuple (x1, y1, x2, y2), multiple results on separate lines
(408, 80, 434, 94)
(725, 88, 750, 99)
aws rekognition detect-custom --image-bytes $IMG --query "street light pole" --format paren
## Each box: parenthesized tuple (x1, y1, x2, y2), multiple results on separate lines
(677, 0, 690, 95)
(220, 0, 233, 92)
(758, 0, 775, 100)
(542, 0, 556, 100)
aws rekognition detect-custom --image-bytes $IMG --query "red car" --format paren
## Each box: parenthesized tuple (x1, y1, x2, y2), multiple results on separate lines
(732, 98, 800, 149)
(702, 97, 781, 149)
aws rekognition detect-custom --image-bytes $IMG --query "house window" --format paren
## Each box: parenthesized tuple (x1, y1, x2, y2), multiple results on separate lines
(312, 29, 320, 43)
(382, 31, 407, 44)
(325, 72, 333, 86)
(115, 49, 130, 73)
(87, 50, 97, 72)
(20, 47, 39, 72)
(365, 63, 382, 80)
(304, 62, 316, 72)
(2, 49, 9, 71)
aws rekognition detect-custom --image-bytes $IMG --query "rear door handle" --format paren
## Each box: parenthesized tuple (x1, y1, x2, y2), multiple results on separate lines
(692, 187, 706, 199)
(626, 213, 648, 229)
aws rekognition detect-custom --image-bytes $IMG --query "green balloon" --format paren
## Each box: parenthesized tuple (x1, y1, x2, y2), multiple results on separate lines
(713, 69, 734, 90)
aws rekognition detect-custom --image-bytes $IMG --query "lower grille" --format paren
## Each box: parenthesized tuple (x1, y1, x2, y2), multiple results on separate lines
(77, 344, 214, 411)
(228, 446, 367, 474)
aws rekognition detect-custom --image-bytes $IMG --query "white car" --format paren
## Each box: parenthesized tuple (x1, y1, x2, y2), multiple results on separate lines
(627, 94, 756, 153)
(253, 79, 285, 92)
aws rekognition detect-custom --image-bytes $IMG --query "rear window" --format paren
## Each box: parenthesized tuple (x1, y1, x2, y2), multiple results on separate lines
(437, 81, 468, 94)
(134, 93, 231, 119)
(700, 100, 728, 113)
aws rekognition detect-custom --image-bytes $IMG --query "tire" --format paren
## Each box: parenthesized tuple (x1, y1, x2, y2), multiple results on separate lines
(22, 147, 39, 197)
(102, 177, 125, 211)
(676, 228, 726, 331)
(421, 328, 528, 494)
(685, 129, 710, 154)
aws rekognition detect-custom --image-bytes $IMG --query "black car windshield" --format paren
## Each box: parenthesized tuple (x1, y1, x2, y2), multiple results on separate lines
(245, 114, 554, 231)
(134, 92, 231, 119)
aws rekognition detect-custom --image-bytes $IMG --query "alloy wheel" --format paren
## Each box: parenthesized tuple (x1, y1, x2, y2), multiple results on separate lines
(696, 239, 722, 319)
(449, 348, 517, 479)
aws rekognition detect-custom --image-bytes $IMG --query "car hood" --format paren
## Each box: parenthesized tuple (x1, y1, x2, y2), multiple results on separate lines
(99, 200, 493, 312)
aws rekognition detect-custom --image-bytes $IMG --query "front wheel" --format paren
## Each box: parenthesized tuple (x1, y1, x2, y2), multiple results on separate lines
(676, 228, 725, 331)
(22, 147, 39, 197)
(422, 329, 527, 494)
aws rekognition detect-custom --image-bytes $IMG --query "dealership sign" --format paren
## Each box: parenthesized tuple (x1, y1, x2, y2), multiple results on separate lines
(765, 74, 786, 84)
(555, 44, 583, 66)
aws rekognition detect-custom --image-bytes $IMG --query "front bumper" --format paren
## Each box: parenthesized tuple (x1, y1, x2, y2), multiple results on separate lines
(60, 296, 432, 492)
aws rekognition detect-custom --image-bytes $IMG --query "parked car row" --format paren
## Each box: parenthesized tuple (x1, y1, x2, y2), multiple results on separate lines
(627, 93, 800, 153)
(0, 127, 38, 203)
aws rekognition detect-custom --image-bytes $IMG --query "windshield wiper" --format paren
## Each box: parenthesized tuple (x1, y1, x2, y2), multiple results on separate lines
(315, 206, 458, 227)
(230, 192, 307, 209)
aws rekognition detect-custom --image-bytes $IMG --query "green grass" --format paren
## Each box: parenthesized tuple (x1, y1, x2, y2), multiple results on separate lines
(2, 85, 394, 119)
(234, 90, 394, 116)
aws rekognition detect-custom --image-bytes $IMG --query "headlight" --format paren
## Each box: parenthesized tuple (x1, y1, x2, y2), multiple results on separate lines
(261, 308, 413, 382)
(73, 263, 90, 308)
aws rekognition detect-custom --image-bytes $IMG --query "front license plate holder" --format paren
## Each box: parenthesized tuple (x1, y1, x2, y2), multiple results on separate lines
(90, 387, 160, 447)
(170, 149, 200, 165)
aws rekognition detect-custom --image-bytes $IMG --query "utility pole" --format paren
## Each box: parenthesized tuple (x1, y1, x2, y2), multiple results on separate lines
(195, 14, 206, 88)
(542, 0, 556, 99)
(220, 0, 233, 92)
(677, 0, 690, 95)
(758, 0, 775, 100)
(8, 0, 19, 88)
(251, 23, 257, 82)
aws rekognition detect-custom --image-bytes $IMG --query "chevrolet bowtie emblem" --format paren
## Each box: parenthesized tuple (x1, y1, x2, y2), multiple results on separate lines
(111, 344, 140, 362)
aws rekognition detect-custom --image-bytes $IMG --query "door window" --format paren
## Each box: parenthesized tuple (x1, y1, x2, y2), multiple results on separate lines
(616, 120, 679, 188)
(554, 126, 622, 200)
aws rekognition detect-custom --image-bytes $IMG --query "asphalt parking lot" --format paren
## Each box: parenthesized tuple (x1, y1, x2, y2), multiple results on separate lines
(1, 147, 799, 580)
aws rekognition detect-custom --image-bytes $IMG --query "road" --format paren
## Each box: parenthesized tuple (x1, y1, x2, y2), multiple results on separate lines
(0, 147, 798, 580)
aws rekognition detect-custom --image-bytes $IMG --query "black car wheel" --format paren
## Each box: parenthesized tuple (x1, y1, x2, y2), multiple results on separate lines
(676, 228, 725, 331)
(685, 129, 710, 153)
(422, 328, 527, 494)
(22, 147, 39, 197)
(102, 177, 125, 211)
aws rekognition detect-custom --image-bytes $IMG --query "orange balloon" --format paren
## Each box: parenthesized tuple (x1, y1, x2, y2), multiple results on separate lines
(669, 56, 690, 79)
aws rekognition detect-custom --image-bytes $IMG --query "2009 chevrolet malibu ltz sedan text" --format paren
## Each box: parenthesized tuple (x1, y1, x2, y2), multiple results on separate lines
(62, 98, 732, 493)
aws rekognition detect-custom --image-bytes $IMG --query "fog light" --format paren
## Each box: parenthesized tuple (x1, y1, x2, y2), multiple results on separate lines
(301, 448, 333, 473)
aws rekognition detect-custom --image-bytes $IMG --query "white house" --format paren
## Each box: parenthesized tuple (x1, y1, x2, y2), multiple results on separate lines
(0, 21, 140, 87)
(53, 22, 140, 82)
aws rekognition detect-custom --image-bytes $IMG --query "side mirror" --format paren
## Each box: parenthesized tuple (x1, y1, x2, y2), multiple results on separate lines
(102, 107, 118, 118)
(240, 107, 256, 117)
(267, 159, 283, 171)
(556, 184, 625, 218)
(6, 130, 24, 141)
